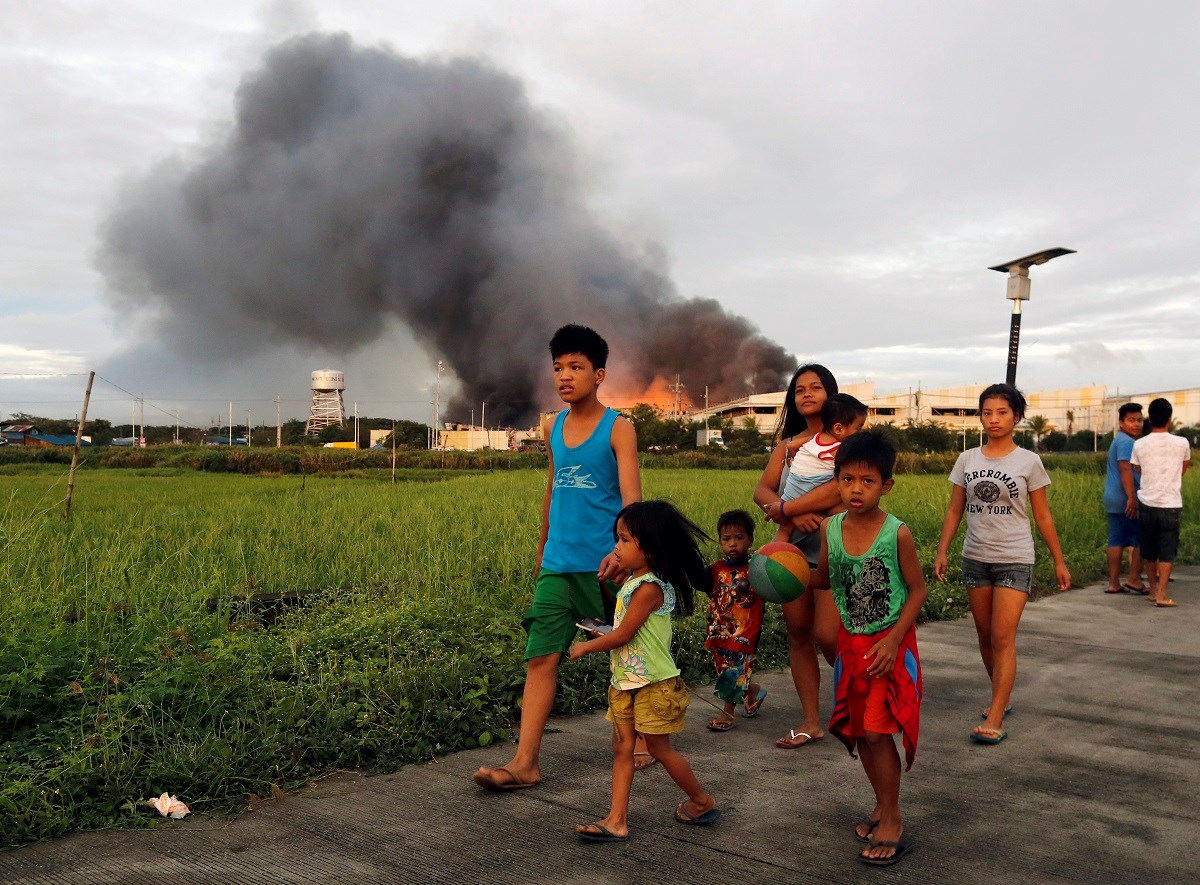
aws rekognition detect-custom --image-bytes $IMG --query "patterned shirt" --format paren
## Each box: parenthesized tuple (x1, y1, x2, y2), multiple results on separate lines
(609, 573, 680, 690)
(826, 513, 908, 634)
(703, 556, 764, 654)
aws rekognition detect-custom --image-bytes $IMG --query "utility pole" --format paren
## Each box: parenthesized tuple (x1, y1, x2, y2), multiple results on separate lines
(228, 401, 232, 446)
(481, 401, 486, 448)
(275, 395, 281, 448)
(139, 394, 145, 446)
(434, 361, 444, 450)
(174, 410, 179, 445)
(247, 409, 251, 447)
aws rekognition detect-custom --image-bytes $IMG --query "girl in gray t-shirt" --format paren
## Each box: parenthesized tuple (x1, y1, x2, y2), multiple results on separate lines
(933, 384, 1071, 747)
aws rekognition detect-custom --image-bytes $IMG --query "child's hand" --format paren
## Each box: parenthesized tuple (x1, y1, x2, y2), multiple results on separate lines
(865, 633, 900, 677)
(792, 513, 822, 533)
(933, 552, 948, 582)
(568, 641, 588, 661)
(1055, 561, 1072, 592)
(597, 552, 627, 583)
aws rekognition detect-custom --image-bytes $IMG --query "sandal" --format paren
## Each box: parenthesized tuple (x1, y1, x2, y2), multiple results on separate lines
(707, 717, 735, 732)
(741, 688, 767, 718)
(633, 752, 659, 772)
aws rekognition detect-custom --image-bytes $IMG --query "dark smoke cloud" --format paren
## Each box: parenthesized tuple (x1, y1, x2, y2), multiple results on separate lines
(98, 32, 794, 424)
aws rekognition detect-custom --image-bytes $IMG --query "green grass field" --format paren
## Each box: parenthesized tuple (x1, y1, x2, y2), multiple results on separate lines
(1, 465, 1196, 846)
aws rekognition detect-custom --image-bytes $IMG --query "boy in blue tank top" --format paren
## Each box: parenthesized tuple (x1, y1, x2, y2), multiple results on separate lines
(474, 324, 641, 792)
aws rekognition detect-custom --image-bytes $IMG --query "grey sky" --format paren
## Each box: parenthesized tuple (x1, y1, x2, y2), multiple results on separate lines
(2, 1, 1198, 426)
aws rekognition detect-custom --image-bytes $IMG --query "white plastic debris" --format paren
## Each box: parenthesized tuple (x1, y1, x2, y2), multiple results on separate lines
(147, 792, 191, 819)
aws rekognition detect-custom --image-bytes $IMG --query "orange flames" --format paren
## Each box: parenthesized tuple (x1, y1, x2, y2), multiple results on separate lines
(605, 375, 692, 413)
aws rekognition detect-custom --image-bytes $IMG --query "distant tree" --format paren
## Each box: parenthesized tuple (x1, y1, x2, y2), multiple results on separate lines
(1025, 415, 1052, 451)
(897, 420, 956, 453)
(1065, 410, 1075, 438)
(380, 420, 431, 449)
(1039, 430, 1067, 452)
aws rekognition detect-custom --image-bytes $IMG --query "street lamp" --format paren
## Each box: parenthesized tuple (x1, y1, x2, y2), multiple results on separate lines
(988, 247, 1076, 385)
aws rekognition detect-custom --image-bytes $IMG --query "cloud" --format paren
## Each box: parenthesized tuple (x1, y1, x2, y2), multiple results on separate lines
(1055, 341, 1145, 369)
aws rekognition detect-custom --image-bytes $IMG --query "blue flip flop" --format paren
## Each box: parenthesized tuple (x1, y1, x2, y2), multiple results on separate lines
(674, 803, 721, 826)
(741, 688, 767, 718)
(970, 727, 1008, 745)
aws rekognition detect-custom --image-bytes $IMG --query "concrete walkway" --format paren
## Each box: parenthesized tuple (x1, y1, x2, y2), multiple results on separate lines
(4, 569, 1198, 884)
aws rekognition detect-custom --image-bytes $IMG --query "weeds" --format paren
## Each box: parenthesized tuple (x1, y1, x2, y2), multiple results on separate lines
(0, 466, 1196, 847)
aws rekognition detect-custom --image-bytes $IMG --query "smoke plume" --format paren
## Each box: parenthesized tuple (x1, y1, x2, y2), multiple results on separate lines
(98, 32, 794, 424)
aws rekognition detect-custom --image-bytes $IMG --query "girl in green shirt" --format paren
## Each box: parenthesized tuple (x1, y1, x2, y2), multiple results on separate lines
(569, 501, 720, 842)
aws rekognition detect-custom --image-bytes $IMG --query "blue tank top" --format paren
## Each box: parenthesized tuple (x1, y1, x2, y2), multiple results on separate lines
(541, 407, 623, 573)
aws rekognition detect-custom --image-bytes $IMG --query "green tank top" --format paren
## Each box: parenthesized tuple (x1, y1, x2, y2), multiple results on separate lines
(610, 573, 680, 689)
(826, 512, 908, 634)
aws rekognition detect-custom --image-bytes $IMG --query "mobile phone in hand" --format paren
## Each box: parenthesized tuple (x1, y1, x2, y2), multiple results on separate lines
(576, 618, 612, 635)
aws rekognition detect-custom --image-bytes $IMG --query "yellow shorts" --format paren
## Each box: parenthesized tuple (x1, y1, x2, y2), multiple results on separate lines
(606, 676, 689, 734)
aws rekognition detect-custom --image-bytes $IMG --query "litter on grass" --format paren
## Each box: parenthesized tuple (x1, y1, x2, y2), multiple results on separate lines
(147, 793, 190, 818)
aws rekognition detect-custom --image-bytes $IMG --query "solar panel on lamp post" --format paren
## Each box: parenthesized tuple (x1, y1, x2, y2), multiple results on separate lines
(988, 247, 1076, 385)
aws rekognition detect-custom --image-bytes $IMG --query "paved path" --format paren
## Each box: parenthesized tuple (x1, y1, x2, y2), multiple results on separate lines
(4, 570, 1198, 884)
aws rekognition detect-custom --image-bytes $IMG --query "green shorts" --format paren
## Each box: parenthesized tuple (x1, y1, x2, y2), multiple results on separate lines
(522, 570, 608, 660)
(606, 675, 689, 734)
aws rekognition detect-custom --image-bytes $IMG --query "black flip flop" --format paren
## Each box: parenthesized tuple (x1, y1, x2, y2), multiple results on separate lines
(578, 823, 628, 843)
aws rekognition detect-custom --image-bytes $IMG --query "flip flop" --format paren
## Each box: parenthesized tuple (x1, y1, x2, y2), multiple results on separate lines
(633, 752, 659, 772)
(775, 729, 823, 749)
(707, 718, 735, 732)
(741, 688, 767, 718)
(860, 834, 915, 866)
(980, 704, 1013, 719)
(1155, 599, 1178, 607)
(472, 766, 539, 791)
(855, 819, 880, 843)
(674, 803, 721, 826)
(970, 727, 1007, 745)
(1104, 586, 1129, 593)
(1123, 583, 1148, 594)
(577, 823, 628, 843)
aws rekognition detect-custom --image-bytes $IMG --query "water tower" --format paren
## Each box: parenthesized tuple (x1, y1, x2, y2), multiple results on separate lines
(305, 369, 345, 436)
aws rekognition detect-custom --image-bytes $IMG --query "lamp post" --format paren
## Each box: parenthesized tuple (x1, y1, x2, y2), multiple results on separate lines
(988, 247, 1076, 385)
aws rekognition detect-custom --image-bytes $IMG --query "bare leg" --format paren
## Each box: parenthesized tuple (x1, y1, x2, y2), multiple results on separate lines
(1106, 545, 1124, 590)
(1154, 561, 1176, 605)
(813, 587, 840, 665)
(858, 732, 904, 861)
(967, 585, 996, 680)
(577, 722, 635, 839)
(474, 652, 558, 786)
(976, 587, 1027, 735)
(777, 592, 824, 745)
(1127, 546, 1144, 590)
(641, 733, 716, 818)
(1143, 558, 1159, 601)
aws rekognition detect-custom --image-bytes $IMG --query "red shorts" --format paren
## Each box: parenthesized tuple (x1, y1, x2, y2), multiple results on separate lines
(858, 675, 900, 736)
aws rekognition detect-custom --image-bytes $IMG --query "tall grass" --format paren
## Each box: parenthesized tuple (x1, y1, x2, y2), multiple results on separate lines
(1, 465, 1196, 846)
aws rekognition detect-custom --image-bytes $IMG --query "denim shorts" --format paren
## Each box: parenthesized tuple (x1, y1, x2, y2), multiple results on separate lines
(961, 557, 1033, 595)
(1138, 506, 1182, 563)
(1106, 513, 1140, 549)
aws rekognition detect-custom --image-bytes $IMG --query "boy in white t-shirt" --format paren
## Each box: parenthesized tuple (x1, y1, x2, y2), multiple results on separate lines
(1131, 398, 1192, 608)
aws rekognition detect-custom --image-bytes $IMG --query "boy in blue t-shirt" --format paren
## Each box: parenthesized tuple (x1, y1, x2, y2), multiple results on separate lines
(474, 324, 640, 792)
(816, 430, 926, 867)
(1103, 402, 1145, 593)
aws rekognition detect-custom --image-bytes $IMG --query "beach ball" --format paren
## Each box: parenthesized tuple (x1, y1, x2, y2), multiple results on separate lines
(748, 542, 810, 603)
